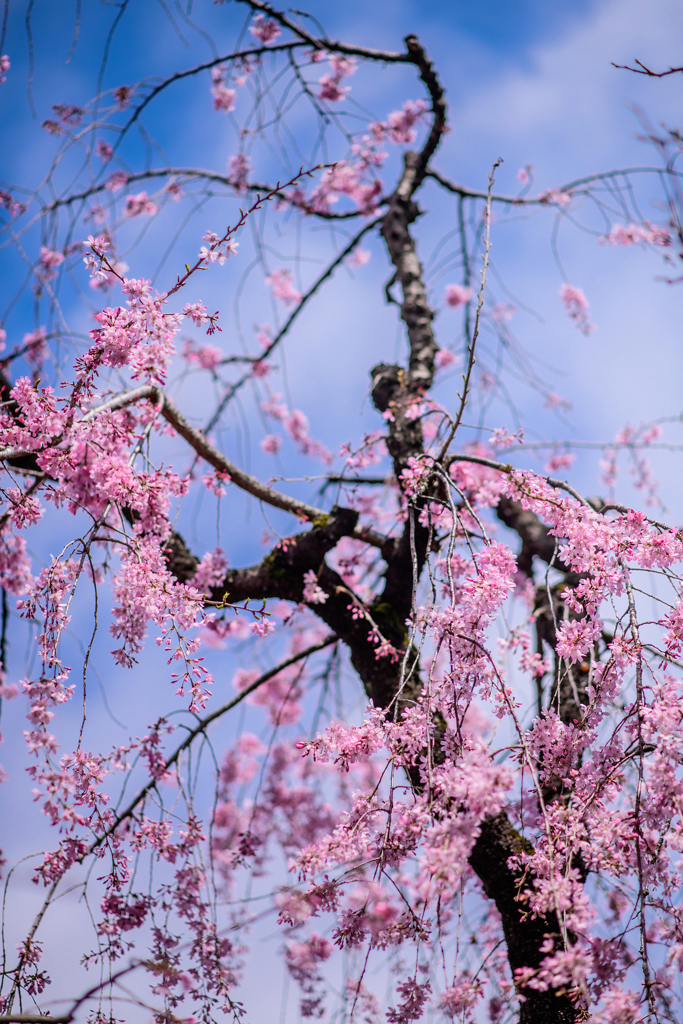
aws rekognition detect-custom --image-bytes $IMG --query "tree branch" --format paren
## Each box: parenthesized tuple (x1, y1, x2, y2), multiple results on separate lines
(0, 1014, 73, 1023)
(235, 0, 410, 62)
(87, 634, 338, 856)
(612, 59, 683, 78)
(41, 168, 370, 221)
(426, 163, 683, 204)
(165, 507, 420, 713)
(0, 383, 386, 549)
(161, 395, 386, 548)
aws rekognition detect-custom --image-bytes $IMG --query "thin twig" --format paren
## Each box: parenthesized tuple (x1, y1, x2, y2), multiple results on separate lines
(436, 158, 501, 460)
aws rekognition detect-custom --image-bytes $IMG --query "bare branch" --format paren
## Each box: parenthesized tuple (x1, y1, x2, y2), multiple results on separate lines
(426, 163, 683, 204)
(161, 394, 385, 547)
(235, 0, 410, 62)
(437, 158, 501, 458)
(612, 59, 683, 78)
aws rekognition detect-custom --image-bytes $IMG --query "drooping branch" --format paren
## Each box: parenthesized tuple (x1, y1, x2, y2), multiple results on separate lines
(436, 158, 500, 460)
(447, 452, 594, 508)
(3, 13, 657, 1021)
(496, 495, 591, 741)
(426, 163, 683, 204)
(41, 168, 369, 221)
(117, 41, 309, 149)
(88, 634, 338, 857)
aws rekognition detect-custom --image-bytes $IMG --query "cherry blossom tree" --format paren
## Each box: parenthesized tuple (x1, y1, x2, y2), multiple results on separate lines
(0, 3, 683, 1024)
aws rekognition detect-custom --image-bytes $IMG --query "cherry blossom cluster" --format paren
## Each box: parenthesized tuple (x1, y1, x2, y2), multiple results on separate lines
(198, 230, 239, 267)
(6, 24, 683, 1024)
(191, 460, 683, 1020)
(317, 54, 357, 104)
(601, 221, 672, 246)
(210, 65, 237, 113)
(261, 392, 332, 463)
(559, 282, 595, 335)
(249, 13, 281, 45)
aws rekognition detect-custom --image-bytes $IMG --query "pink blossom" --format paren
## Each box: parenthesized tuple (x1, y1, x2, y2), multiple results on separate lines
(330, 55, 357, 79)
(489, 426, 524, 449)
(36, 247, 64, 281)
(387, 980, 431, 1024)
(182, 337, 222, 370)
(265, 268, 301, 305)
(84, 276, 180, 384)
(302, 570, 328, 605)
(193, 548, 228, 592)
(540, 188, 572, 207)
(0, 55, 9, 83)
(276, 888, 319, 926)
(6, 488, 42, 529)
(113, 84, 132, 108)
(203, 470, 230, 497)
(444, 283, 473, 307)
(318, 55, 356, 103)
(353, 180, 382, 215)
(545, 451, 576, 472)
(602, 221, 671, 247)
(492, 302, 516, 322)
(544, 391, 572, 412)
(125, 191, 158, 217)
(22, 328, 48, 369)
(434, 348, 458, 369)
(260, 433, 282, 455)
(259, 399, 332, 463)
(285, 934, 332, 1017)
(97, 139, 113, 161)
(346, 880, 399, 936)
(347, 247, 371, 266)
(252, 618, 275, 638)
(559, 282, 595, 336)
(439, 976, 484, 1019)
(591, 988, 642, 1023)
(318, 75, 349, 102)
(227, 153, 250, 191)
(249, 13, 281, 44)
(555, 616, 602, 664)
(251, 359, 271, 378)
(210, 66, 237, 112)
(386, 99, 428, 144)
(106, 170, 128, 192)
(256, 326, 272, 348)
(198, 230, 239, 266)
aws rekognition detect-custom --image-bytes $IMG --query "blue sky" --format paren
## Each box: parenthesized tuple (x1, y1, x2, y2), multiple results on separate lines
(1, 0, 683, 1019)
